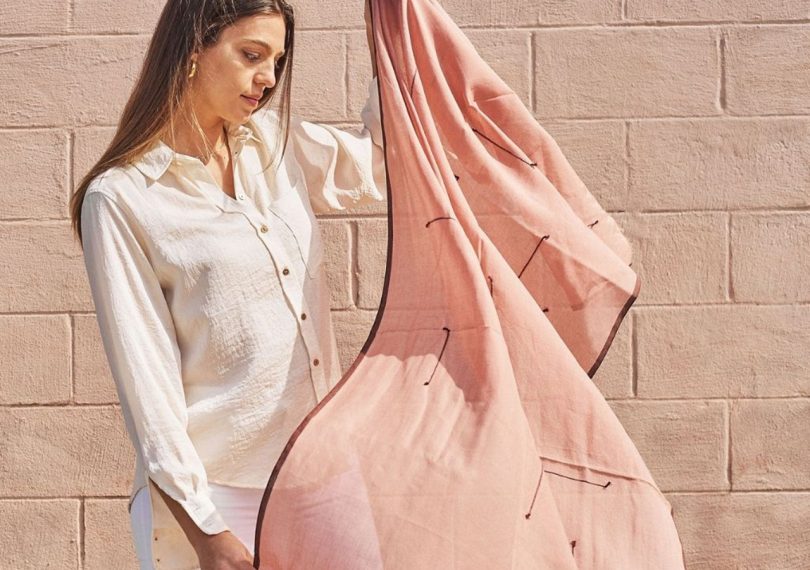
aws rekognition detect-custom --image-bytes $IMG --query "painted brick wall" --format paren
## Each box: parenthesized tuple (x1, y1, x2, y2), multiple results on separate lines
(1, 1, 808, 568)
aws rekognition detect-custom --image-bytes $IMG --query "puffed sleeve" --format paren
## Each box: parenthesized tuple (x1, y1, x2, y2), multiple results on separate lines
(80, 190, 229, 535)
(290, 76, 387, 215)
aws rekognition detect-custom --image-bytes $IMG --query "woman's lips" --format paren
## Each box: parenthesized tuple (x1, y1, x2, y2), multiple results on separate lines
(241, 95, 259, 107)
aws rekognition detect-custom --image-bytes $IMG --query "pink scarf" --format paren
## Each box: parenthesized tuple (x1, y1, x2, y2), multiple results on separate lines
(255, 0, 685, 567)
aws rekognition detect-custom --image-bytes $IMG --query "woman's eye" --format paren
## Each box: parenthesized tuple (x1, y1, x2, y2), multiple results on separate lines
(243, 51, 260, 62)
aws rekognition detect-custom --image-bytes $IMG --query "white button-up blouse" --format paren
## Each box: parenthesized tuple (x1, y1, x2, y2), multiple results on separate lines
(80, 77, 386, 549)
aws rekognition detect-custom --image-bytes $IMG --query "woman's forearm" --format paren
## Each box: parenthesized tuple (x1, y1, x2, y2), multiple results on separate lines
(151, 480, 223, 553)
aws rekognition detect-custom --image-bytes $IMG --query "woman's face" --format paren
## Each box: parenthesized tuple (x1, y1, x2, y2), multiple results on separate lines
(189, 13, 287, 126)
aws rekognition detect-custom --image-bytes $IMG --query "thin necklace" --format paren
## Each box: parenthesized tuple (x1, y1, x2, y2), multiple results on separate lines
(190, 125, 230, 164)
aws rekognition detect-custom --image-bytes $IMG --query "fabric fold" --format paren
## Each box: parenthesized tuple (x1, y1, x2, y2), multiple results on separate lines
(253, 0, 685, 568)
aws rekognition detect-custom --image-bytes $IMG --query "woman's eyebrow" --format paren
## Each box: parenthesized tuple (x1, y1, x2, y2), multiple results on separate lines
(245, 38, 285, 56)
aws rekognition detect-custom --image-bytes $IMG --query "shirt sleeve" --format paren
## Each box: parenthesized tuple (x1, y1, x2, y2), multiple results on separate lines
(80, 190, 229, 536)
(290, 75, 387, 215)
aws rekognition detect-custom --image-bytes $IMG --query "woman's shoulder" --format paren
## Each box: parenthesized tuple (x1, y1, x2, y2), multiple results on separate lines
(82, 166, 144, 212)
(81, 164, 154, 231)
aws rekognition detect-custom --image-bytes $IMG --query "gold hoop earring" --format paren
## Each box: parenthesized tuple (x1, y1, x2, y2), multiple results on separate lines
(188, 61, 197, 78)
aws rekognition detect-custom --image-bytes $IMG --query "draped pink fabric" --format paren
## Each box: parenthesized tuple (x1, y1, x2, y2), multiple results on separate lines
(253, 0, 685, 567)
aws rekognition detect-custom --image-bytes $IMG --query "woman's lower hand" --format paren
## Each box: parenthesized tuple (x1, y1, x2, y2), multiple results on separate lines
(195, 530, 254, 570)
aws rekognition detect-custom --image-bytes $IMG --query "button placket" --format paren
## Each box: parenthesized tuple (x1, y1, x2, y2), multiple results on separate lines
(289, 294, 326, 399)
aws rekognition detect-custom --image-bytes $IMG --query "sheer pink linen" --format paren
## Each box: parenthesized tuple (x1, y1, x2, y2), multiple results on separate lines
(253, 0, 685, 568)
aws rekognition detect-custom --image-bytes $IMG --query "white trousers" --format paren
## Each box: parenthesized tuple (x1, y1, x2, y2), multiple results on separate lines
(130, 482, 266, 569)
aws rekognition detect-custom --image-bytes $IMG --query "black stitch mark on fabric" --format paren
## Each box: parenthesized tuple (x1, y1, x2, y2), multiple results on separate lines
(570, 540, 577, 555)
(454, 173, 460, 181)
(487, 275, 493, 296)
(524, 465, 544, 519)
(545, 470, 612, 488)
(541, 306, 549, 313)
(587, 219, 599, 228)
(517, 234, 550, 279)
(424, 327, 451, 386)
(425, 216, 456, 228)
(471, 127, 537, 167)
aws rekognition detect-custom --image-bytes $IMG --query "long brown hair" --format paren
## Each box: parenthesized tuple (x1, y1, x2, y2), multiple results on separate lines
(70, 0, 296, 245)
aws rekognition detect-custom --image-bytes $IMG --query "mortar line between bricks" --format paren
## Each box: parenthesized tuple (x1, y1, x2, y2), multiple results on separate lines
(0, 311, 96, 316)
(351, 221, 360, 308)
(0, 496, 136, 502)
(726, 400, 733, 491)
(3, 115, 810, 133)
(631, 310, 638, 398)
(69, 314, 75, 405)
(727, 212, 735, 302)
(79, 497, 85, 568)
(343, 33, 350, 119)
(528, 32, 535, 114)
(0, 402, 121, 411)
(608, 397, 810, 402)
(662, 489, 810, 495)
(718, 30, 727, 112)
(2, 20, 810, 40)
(3, 397, 810, 409)
(2, 299, 810, 318)
(0, 18, 810, 40)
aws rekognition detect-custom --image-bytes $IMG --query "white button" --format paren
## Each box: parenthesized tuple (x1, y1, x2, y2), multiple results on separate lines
(237, 194, 245, 200)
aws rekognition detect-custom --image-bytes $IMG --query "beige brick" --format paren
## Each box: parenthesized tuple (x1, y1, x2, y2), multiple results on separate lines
(0, 315, 71, 405)
(0, 0, 68, 34)
(610, 400, 728, 491)
(0, 222, 91, 313)
(347, 31, 378, 119)
(0, 499, 79, 569)
(331, 309, 380, 374)
(73, 314, 119, 405)
(621, 213, 727, 305)
(592, 314, 634, 399)
(437, 0, 623, 26)
(534, 28, 718, 118)
(85, 498, 138, 570)
(289, 31, 346, 121)
(289, 0, 361, 29)
(629, 118, 810, 211)
(627, 0, 810, 22)
(731, 213, 810, 303)
(0, 129, 69, 220)
(296, 0, 622, 29)
(668, 492, 810, 569)
(726, 26, 810, 116)
(0, 37, 148, 128)
(0, 407, 133, 497)
(71, 0, 163, 33)
(318, 220, 353, 310)
(356, 218, 388, 309)
(731, 399, 810, 490)
(637, 306, 810, 398)
(73, 127, 115, 190)
(542, 120, 627, 212)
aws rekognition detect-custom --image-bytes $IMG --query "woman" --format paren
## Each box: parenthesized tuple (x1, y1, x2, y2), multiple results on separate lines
(70, 1, 385, 568)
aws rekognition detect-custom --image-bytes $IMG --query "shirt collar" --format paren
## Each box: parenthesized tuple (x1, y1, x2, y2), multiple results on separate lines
(132, 120, 261, 181)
